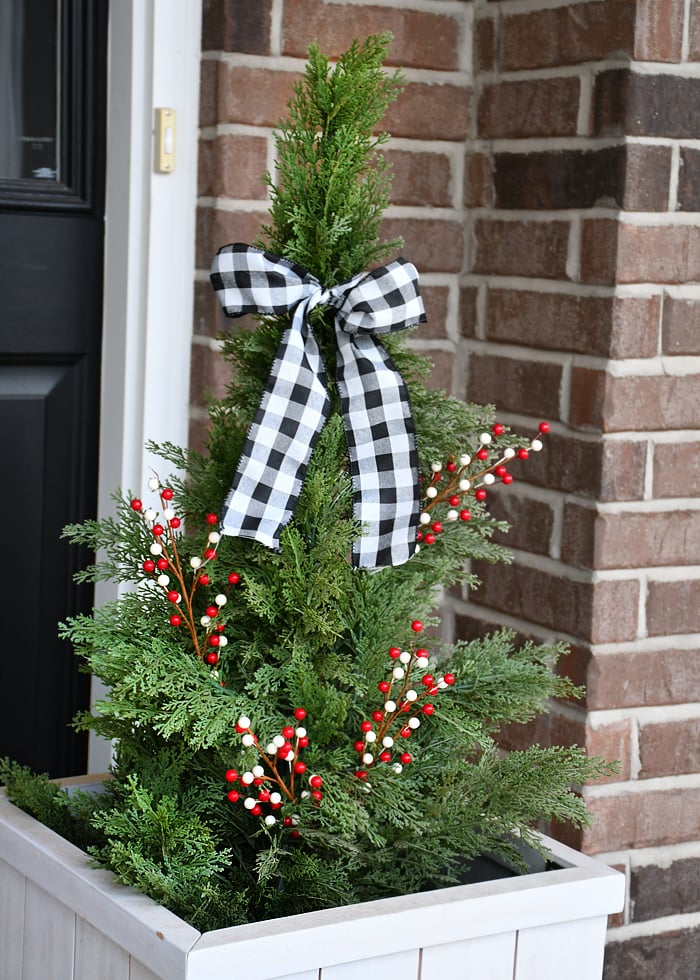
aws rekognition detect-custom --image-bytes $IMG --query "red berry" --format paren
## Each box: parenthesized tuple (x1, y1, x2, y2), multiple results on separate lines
(142, 559, 156, 573)
(206, 513, 218, 525)
(251, 804, 262, 816)
(502, 473, 514, 485)
(228, 572, 241, 585)
(424, 533, 436, 545)
(354, 771, 368, 780)
(309, 775, 323, 789)
(161, 488, 174, 500)
(449, 495, 461, 506)
(360, 720, 373, 733)
(130, 498, 143, 511)
(152, 524, 164, 536)
(476, 448, 489, 461)
(475, 489, 487, 502)
(291, 829, 300, 838)
(216, 623, 225, 632)
(209, 635, 220, 647)
(431, 522, 443, 534)
(169, 517, 181, 529)
(167, 590, 179, 603)
(169, 614, 181, 627)
(379, 751, 392, 763)
(416, 648, 428, 657)
(156, 557, 169, 570)
(411, 620, 423, 633)
(428, 686, 439, 695)
(378, 680, 391, 693)
(311, 790, 323, 800)
(354, 740, 365, 752)
(459, 509, 471, 521)
(422, 674, 435, 687)
(416, 530, 423, 542)
(293, 761, 306, 774)
(226, 790, 239, 803)
(372, 710, 384, 722)
(253, 777, 264, 786)
(294, 708, 307, 720)
(282, 726, 295, 739)
(205, 651, 218, 665)
(443, 673, 456, 685)
(204, 548, 217, 560)
(401, 753, 412, 765)
(400, 727, 411, 739)
(258, 789, 271, 802)
(493, 423, 505, 436)
(446, 461, 457, 473)
(283, 816, 293, 827)
(423, 703, 436, 715)
(206, 605, 218, 618)
(495, 465, 507, 477)
(539, 421, 550, 433)
(225, 769, 238, 782)
(388, 646, 401, 659)
(199, 573, 210, 585)
(298, 736, 309, 748)
(518, 448, 529, 460)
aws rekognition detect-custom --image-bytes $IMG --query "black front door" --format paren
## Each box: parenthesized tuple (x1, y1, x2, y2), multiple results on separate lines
(0, 0, 108, 776)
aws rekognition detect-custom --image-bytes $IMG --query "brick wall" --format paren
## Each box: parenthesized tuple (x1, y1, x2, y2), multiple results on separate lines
(193, 2, 700, 975)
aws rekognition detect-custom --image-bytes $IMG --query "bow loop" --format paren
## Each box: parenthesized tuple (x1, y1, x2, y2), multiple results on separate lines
(210, 243, 425, 568)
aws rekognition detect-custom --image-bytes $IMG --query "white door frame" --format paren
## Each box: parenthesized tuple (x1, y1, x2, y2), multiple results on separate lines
(89, 0, 202, 771)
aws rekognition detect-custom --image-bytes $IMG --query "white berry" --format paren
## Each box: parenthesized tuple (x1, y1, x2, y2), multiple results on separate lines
(148, 478, 160, 491)
(241, 733, 255, 747)
(295, 727, 306, 738)
(200, 616, 211, 626)
(382, 736, 394, 748)
(273, 735, 285, 748)
(405, 689, 418, 702)
(447, 510, 458, 521)
(144, 508, 157, 521)
(190, 556, 202, 568)
(426, 486, 438, 499)
(241, 772, 254, 785)
(392, 667, 405, 680)
(149, 543, 162, 555)
(365, 731, 376, 743)
(264, 815, 276, 827)
(416, 656, 429, 668)
(266, 743, 277, 755)
(215, 594, 227, 606)
(504, 447, 516, 459)
(392, 763, 403, 774)
(243, 797, 255, 809)
(238, 715, 251, 729)
(270, 793, 282, 805)
(363, 753, 374, 764)
(483, 473, 495, 485)
(430, 462, 442, 473)
(252, 765, 264, 777)
(399, 651, 411, 664)
(208, 531, 221, 544)
(385, 700, 397, 712)
(459, 454, 471, 466)
(419, 512, 431, 525)
(163, 508, 175, 520)
(459, 479, 470, 491)
(531, 439, 543, 451)
(480, 432, 492, 444)
(408, 717, 421, 729)
(157, 574, 169, 587)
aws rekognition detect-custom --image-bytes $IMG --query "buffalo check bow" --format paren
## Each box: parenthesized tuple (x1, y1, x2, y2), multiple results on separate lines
(209, 243, 426, 568)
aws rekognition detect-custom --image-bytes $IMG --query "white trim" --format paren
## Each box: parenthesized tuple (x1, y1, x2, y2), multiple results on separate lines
(91, 0, 202, 771)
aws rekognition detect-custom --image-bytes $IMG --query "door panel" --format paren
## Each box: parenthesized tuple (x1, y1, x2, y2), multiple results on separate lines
(0, 0, 107, 776)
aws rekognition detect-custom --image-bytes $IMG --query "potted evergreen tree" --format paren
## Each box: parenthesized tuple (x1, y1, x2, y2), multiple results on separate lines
(0, 34, 623, 980)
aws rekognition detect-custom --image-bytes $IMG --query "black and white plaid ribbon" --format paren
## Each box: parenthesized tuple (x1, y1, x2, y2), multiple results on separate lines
(210, 243, 426, 568)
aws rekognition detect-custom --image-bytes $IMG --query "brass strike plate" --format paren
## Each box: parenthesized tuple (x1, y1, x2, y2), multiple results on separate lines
(155, 108, 176, 173)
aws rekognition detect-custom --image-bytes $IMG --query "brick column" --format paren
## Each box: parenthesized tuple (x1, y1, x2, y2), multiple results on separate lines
(451, 1, 700, 975)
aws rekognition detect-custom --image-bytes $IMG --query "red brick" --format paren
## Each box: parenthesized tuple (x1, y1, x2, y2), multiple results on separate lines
(466, 354, 562, 420)
(417, 286, 449, 341)
(470, 561, 640, 644)
(215, 64, 303, 127)
(653, 440, 700, 497)
(201, 0, 272, 54)
(425, 349, 456, 393)
(647, 580, 700, 636)
(501, 0, 636, 71)
(583, 218, 700, 285)
(563, 505, 700, 571)
(189, 341, 231, 408)
(691, 0, 700, 60)
(188, 415, 210, 456)
(587, 647, 700, 710)
(196, 206, 266, 270)
(634, 0, 685, 61)
(464, 153, 493, 208)
(631, 857, 700, 920)
(587, 720, 633, 784)
(582, 786, 700, 852)
(198, 135, 269, 200)
(459, 287, 478, 339)
(570, 367, 700, 432)
(487, 490, 554, 556)
(662, 296, 700, 355)
(475, 16, 496, 72)
(382, 218, 464, 274)
(485, 290, 660, 359)
(523, 432, 647, 503)
(604, 928, 700, 979)
(478, 77, 580, 139)
(473, 219, 570, 280)
(386, 149, 452, 208)
(594, 70, 700, 139)
(282, 0, 463, 71)
(193, 279, 225, 339)
(639, 718, 700, 779)
(385, 82, 471, 141)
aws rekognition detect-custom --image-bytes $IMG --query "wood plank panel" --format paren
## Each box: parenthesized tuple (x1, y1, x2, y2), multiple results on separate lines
(321, 948, 419, 979)
(129, 959, 164, 980)
(75, 918, 129, 980)
(22, 880, 75, 979)
(0, 858, 26, 979)
(422, 932, 516, 980)
(515, 916, 608, 979)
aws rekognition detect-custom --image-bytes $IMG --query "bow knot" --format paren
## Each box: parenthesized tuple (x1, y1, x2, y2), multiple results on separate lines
(210, 244, 425, 568)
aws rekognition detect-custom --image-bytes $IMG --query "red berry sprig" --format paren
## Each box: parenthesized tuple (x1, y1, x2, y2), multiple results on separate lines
(224, 709, 319, 832)
(130, 479, 241, 667)
(417, 422, 550, 548)
(353, 621, 454, 780)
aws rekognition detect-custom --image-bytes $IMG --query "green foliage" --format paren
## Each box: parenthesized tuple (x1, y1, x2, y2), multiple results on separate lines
(6, 33, 616, 932)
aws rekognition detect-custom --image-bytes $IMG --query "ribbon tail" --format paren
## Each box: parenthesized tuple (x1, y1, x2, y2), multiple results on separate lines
(221, 303, 331, 549)
(335, 330, 420, 568)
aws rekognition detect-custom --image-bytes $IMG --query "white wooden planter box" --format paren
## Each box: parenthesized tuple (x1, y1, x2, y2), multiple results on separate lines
(0, 786, 624, 980)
